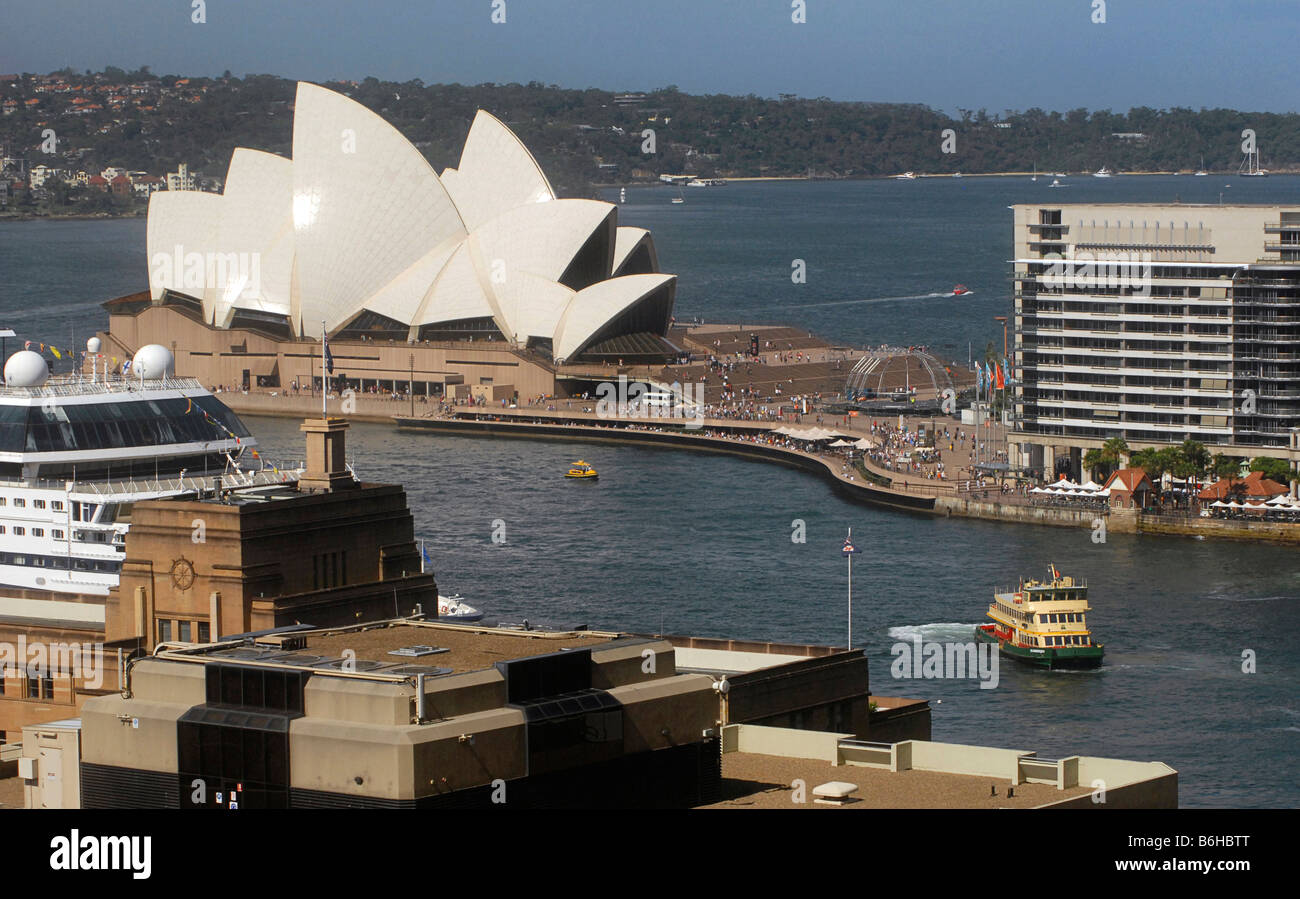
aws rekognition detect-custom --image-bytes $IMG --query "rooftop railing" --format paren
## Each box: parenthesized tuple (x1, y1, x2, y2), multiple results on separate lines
(0, 375, 205, 398)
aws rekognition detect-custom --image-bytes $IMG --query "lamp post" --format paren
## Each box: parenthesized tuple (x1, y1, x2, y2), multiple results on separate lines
(841, 528, 859, 650)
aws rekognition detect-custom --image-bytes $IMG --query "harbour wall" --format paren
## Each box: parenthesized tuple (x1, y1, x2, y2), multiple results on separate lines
(221, 395, 1300, 544)
(392, 414, 940, 516)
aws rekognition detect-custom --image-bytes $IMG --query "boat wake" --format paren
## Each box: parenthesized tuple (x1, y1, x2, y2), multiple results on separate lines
(887, 622, 982, 642)
(781, 291, 953, 310)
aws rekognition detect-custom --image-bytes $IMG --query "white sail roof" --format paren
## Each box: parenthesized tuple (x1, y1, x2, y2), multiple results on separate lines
(146, 190, 224, 301)
(442, 110, 556, 231)
(290, 82, 466, 338)
(210, 148, 295, 324)
(143, 82, 674, 357)
(554, 273, 674, 361)
(611, 226, 657, 275)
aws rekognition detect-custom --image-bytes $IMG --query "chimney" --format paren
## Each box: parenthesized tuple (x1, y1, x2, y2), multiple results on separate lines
(298, 417, 358, 492)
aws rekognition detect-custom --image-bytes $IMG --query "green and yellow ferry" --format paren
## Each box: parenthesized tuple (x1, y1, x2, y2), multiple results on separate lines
(974, 567, 1104, 670)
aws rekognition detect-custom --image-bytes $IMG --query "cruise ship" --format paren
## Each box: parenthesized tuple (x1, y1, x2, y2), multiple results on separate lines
(0, 340, 297, 622)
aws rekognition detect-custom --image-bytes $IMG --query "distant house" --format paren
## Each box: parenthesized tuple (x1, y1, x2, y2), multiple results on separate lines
(87, 175, 109, 192)
(129, 173, 164, 196)
(109, 174, 131, 196)
(1197, 470, 1289, 503)
(1104, 467, 1154, 509)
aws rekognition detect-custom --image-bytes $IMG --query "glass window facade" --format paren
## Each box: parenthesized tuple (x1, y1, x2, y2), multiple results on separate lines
(0, 395, 250, 453)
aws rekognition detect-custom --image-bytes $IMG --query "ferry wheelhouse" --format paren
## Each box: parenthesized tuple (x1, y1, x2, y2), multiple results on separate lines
(0, 343, 297, 627)
(974, 568, 1104, 669)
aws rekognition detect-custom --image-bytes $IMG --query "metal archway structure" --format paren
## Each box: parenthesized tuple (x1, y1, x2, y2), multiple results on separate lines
(843, 348, 956, 403)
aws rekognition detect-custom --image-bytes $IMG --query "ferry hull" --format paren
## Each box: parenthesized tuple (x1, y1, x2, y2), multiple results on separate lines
(975, 625, 1103, 670)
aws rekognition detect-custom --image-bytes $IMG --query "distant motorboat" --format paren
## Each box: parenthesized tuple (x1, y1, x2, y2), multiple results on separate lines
(1049, 178, 1066, 188)
(1053, 172, 1068, 178)
(952, 172, 962, 178)
(952, 284, 973, 296)
(1093, 167, 1113, 178)
(894, 171, 917, 180)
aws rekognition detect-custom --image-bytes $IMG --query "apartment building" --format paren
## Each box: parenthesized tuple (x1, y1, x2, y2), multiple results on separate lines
(1011, 203, 1300, 479)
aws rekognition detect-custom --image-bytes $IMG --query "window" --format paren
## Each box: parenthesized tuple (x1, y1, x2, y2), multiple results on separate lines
(157, 619, 172, 643)
(33, 499, 45, 509)
(178, 620, 192, 642)
(32, 529, 43, 538)
(52, 530, 63, 539)
(13, 498, 24, 508)
(13, 527, 23, 536)
(0, 498, 6, 506)
(51, 500, 63, 511)
(198, 621, 210, 643)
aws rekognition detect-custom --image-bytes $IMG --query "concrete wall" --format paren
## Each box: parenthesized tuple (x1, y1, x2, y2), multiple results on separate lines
(1136, 514, 1300, 544)
(21, 721, 82, 809)
(1036, 757, 1178, 808)
(607, 674, 718, 754)
(724, 723, 851, 763)
(908, 740, 1033, 779)
(289, 708, 528, 801)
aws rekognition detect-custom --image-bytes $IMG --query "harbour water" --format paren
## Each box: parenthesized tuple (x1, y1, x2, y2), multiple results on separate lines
(2, 175, 1298, 807)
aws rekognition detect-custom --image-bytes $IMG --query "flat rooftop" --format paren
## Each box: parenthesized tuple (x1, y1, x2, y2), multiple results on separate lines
(706, 752, 1093, 809)
(169, 621, 626, 678)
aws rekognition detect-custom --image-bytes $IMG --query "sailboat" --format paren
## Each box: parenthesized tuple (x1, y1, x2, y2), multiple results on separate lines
(1241, 144, 1268, 177)
(1195, 156, 1207, 177)
(1031, 163, 1037, 183)
(671, 184, 685, 204)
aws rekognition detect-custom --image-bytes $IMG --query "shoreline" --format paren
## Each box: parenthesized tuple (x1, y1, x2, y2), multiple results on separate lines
(221, 391, 1299, 545)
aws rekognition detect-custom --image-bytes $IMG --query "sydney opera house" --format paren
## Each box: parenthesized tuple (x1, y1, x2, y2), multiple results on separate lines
(101, 81, 677, 400)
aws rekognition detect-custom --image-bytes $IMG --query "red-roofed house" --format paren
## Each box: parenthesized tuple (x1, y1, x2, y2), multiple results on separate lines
(87, 175, 108, 192)
(1197, 470, 1289, 502)
(109, 174, 131, 197)
(1104, 468, 1154, 509)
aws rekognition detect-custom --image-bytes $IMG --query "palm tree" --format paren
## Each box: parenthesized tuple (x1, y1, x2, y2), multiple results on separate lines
(1083, 436, 1129, 480)
(1179, 438, 1210, 482)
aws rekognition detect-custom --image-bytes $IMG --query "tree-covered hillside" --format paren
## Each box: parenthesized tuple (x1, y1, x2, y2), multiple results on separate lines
(3, 67, 1299, 200)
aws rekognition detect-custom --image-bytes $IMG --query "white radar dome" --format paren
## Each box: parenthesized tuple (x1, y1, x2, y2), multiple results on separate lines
(86, 337, 102, 353)
(4, 350, 50, 388)
(132, 344, 175, 379)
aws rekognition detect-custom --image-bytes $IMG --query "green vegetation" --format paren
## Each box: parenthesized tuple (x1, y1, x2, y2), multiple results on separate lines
(1083, 437, 1129, 481)
(5, 67, 1300, 205)
(1250, 456, 1298, 484)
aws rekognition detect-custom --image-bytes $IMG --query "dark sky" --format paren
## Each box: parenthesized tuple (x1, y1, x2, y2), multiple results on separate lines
(7, 0, 1298, 113)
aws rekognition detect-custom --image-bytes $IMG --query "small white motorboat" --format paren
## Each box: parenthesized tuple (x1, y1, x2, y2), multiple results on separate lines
(438, 593, 484, 622)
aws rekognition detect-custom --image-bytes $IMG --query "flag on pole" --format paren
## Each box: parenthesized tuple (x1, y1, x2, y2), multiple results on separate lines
(976, 364, 984, 392)
(323, 330, 334, 375)
(995, 361, 1005, 390)
(841, 532, 859, 555)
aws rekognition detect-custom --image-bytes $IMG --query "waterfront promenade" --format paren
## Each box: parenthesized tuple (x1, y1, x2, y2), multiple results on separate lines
(220, 389, 1299, 544)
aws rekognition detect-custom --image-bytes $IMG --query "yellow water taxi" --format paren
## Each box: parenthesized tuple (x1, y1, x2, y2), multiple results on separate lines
(565, 460, 598, 480)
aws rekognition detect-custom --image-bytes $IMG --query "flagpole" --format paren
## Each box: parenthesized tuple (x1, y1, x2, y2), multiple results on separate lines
(847, 540, 853, 651)
(321, 320, 327, 419)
